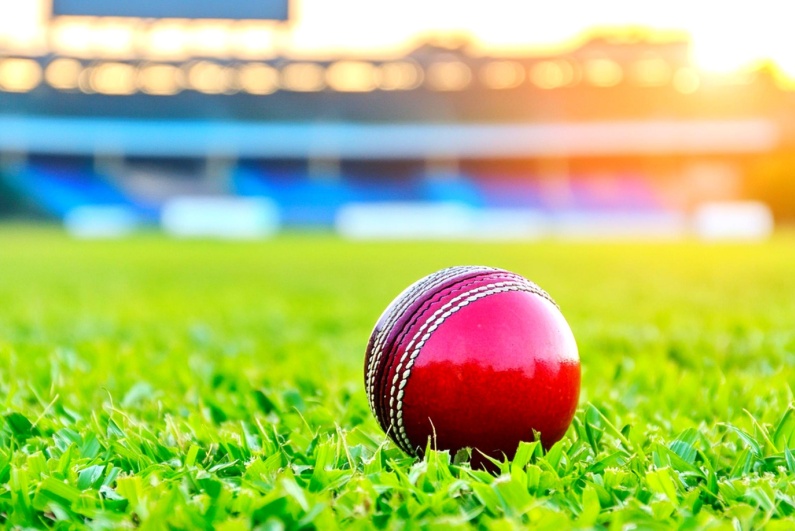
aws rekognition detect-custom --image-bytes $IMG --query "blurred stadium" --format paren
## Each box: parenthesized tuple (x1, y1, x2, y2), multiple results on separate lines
(5, 3, 795, 528)
(1, 0, 793, 240)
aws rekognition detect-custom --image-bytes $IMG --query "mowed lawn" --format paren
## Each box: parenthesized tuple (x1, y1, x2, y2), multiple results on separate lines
(1, 227, 795, 529)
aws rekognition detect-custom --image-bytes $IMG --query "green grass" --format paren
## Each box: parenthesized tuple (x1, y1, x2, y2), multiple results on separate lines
(1, 227, 795, 529)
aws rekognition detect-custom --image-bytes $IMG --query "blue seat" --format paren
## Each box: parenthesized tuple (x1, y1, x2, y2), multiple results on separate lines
(234, 166, 355, 227)
(474, 178, 545, 209)
(5, 161, 145, 219)
(568, 176, 662, 212)
(422, 174, 483, 206)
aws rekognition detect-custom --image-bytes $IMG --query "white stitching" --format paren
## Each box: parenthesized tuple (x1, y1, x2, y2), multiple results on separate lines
(390, 280, 550, 453)
(386, 280, 527, 450)
(365, 266, 495, 414)
(366, 266, 478, 412)
(366, 266, 480, 413)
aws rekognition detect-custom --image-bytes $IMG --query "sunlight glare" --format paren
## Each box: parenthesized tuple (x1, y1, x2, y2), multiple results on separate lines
(3, 0, 795, 79)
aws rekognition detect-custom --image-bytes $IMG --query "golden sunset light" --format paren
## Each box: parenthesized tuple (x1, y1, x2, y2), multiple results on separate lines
(3, 1, 795, 527)
(1, 0, 795, 77)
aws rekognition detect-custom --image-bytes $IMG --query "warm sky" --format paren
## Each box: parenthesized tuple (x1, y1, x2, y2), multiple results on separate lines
(1, 0, 794, 73)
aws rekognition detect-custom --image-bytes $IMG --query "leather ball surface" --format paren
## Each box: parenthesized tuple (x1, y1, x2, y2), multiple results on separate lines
(364, 266, 580, 462)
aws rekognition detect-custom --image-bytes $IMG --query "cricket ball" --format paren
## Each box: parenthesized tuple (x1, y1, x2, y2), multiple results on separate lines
(364, 266, 580, 463)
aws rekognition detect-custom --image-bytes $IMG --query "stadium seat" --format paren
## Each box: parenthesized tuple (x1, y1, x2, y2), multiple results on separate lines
(473, 177, 546, 210)
(3, 159, 150, 220)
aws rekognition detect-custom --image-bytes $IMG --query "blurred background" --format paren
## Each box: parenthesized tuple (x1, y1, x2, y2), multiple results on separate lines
(1, 0, 794, 241)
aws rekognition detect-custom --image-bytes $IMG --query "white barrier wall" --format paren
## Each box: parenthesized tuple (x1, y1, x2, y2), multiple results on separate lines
(161, 196, 279, 239)
(694, 202, 774, 241)
(64, 206, 140, 239)
(337, 201, 775, 241)
(336, 202, 550, 241)
(554, 211, 688, 240)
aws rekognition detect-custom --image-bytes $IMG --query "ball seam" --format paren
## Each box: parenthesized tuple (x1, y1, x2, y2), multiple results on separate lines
(370, 271, 512, 439)
(365, 266, 490, 415)
(390, 279, 547, 452)
(373, 274, 502, 446)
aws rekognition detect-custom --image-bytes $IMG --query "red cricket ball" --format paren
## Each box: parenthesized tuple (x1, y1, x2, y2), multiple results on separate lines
(364, 266, 580, 464)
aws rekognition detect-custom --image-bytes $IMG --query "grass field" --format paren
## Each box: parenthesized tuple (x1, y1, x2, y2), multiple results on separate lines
(1, 227, 795, 529)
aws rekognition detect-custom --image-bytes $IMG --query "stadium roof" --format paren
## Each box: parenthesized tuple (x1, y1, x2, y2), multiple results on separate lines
(0, 116, 778, 159)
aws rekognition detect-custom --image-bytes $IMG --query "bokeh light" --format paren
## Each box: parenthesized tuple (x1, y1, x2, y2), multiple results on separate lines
(281, 62, 326, 92)
(377, 61, 423, 90)
(238, 63, 280, 95)
(0, 58, 43, 92)
(480, 61, 525, 89)
(138, 63, 183, 95)
(147, 20, 189, 58)
(185, 61, 234, 94)
(530, 60, 575, 89)
(88, 61, 137, 95)
(45, 57, 83, 90)
(326, 61, 378, 92)
(584, 58, 623, 87)
(426, 61, 471, 91)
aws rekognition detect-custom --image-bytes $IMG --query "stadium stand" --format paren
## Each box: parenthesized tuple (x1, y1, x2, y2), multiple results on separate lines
(234, 163, 356, 227)
(2, 156, 151, 220)
(0, 5, 786, 236)
(474, 179, 546, 210)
